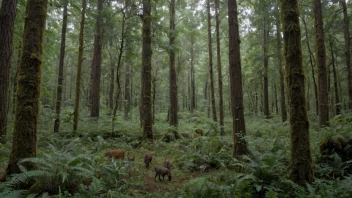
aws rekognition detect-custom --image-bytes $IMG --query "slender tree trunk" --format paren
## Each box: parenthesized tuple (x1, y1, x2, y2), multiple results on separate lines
(302, 17, 319, 115)
(73, 0, 86, 132)
(314, 0, 329, 126)
(152, 68, 157, 124)
(329, 35, 341, 115)
(191, 41, 196, 112)
(263, 19, 270, 119)
(0, 0, 18, 142)
(276, 10, 287, 122)
(2, 0, 47, 179)
(108, 41, 115, 111)
(54, 0, 68, 133)
(340, 0, 352, 109)
(142, 0, 153, 139)
(281, 0, 314, 186)
(112, 12, 126, 131)
(169, 0, 178, 127)
(90, 0, 103, 118)
(215, 0, 224, 134)
(207, 0, 217, 122)
(124, 65, 131, 120)
(228, 0, 249, 157)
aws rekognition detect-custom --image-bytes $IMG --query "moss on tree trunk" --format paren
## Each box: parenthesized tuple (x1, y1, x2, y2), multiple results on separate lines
(3, 0, 48, 178)
(281, 0, 314, 186)
(142, 0, 153, 139)
(228, 0, 249, 157)
(0, 0, 18, 142)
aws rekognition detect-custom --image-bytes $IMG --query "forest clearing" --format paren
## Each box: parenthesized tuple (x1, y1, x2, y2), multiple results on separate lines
(1, 0, 352, 197)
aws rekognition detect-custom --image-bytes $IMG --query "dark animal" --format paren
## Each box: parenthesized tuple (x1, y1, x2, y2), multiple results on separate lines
(144, 153, 153, 168)
(154, 166, 171, 182)
(163, 159, 171, 169)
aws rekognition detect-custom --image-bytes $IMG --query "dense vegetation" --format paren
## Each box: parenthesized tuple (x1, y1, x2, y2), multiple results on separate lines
(1, 0, 352, 197)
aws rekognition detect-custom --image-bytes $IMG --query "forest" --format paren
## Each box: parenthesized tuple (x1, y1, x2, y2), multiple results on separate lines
(1, 0, 352, 197)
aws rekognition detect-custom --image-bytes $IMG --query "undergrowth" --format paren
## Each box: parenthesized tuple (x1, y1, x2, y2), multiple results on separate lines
(0, 107, 352, 197)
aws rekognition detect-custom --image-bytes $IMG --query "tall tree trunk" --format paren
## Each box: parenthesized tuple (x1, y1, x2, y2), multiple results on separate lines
(2, 0, 47, 179)
(207, 0, 217, 122)
(314, 0, 329, 126)
(263, 19, 270, 119)
(0, 0, 18, 143)
(302, 17, 319, 115)
(169, 0, 178, 127)
(54, 0, 68, 133)
(228, 0, 249, 157)
(215, 0, 224, 134)
(340, 0, 352, 109)
(90, 0, 103, 118)
(275, 9, 287, 122)
(112, 11, 126, 131)
(124, 65, 131, 120)
(73, 0, 86, 132)
(142, 0, 153, 139)
(191, 41, 196, 112)
(329, 35, 341, 115)
(108, 41, 115, 111)
(281, 0, 314, 186)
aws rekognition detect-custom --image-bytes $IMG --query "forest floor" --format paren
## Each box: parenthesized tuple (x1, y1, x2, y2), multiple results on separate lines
(1, 109, 352, 197)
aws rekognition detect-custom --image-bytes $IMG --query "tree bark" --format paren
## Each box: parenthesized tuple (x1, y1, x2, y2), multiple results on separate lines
(73, 0, 87, 132)
(108, 41, 115, 111)
(329, 35, 341, 115)
(142, 0, 153, 139)
(207, 0, 217, 122)
(112, 11, 126, 131)
(191, 41, 196, 112)
(169, 0, 178, 127)
(281, 0, 314, 186)
(340, 0, 352, 109)
(314, 0, 329, 126)
(0, 0, 18, 142)
(263, 19, 270, 119)
(275, 9, 287, 122)
(2, 0, 47, 179)
(228, 0, 249, 157)
(215, 0, 224, 134)
(90, 0, 103, 118)
(54, 0, 68, 133)
(124, 65, 131, 120)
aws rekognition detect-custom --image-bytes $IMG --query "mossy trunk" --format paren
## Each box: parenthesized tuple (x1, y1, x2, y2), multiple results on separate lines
(142, 0, 153, 139)
(54, 0, 68, 133)
(4, 0, 47, 177)
(314, 0, 329, 126)
(73, 0, 86, 132)
(90, 0, 103, 118)
(275, 7, 287, 122)
(228, 0, 249, 157)
(206, 0, 217, 122)
(340, 0, 352, 109)
(329, 35, 341, 115)
(263, 19, 270, 119)
(169, 0, 178, 127)
(0, 0, 18, 143)
(281, 0, 314, 186)
(215, 0, 224, 134)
